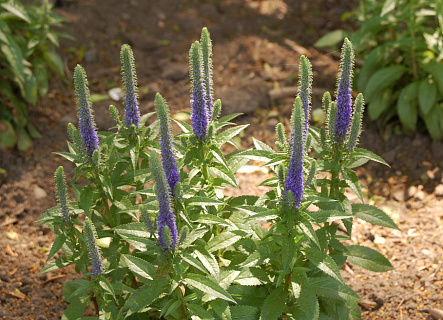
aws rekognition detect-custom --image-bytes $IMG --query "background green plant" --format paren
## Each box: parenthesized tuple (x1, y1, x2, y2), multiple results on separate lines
(0, 0, 68, 150)
(315, 0, 443, 140)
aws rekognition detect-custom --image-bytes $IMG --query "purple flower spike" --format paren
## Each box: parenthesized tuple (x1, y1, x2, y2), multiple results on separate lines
(74, 65, 99, 159)
(151, 152, 178, 251)
(189, 41, 209, 140)
(334, 38, 354, 144)
(121, 44, 140, 128)
(83, 217, 104, 275)
(155, 93, 180, 194)
(285, 97, 305, 208)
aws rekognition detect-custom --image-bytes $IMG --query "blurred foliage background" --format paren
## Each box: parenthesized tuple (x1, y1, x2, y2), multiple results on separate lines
(0, 0, 68, 150)
(316, 0, 443, 140)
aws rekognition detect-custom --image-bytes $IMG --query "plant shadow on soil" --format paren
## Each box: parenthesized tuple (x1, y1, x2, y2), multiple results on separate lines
(1, 1, 442, 319)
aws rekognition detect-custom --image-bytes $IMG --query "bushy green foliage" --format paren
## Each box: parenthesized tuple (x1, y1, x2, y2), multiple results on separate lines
(0, 0, 67, 150)
(315, 0, 443, 140)
(38, 29, 397, 320)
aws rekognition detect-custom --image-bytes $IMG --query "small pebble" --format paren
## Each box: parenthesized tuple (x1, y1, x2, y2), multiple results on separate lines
(434, 184, 443, 197)
(33, 186, 47, 200)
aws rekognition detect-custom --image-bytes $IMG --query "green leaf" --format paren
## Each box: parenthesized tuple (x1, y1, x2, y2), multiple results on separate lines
(364, 65, 406, 103)
(230, 306, 259, 320)
(43, 49, 65, 78)
(1, 3, 31, 23)
(184, 273, 236, 303)
(23, 68, 38, 105)
(215, 124, 249, 147)
(260, 287, 287, 320)
(308, 276, 360, 302)
(305, 248, 342, 282)
(421, 59, 443, 94)
(61, 297, 88, 320)
(228, 285, 269, 307)
(187, 303, 214, 320)
(357, 47, 384, 93)
(118, 278, 169, 318)
(298, 285, 319, 320)
(314, 30, 347, 48)
(185, 196, 226, 207)
(41, 256, 72, 273)
(307, 210, 353, 224)
(349, 148, 390, 167)
(47, 234, 66, 261)
(367, 88, 392, 120)
(397, 82, 419, 133)
(352, 204, 399, 230)
(194, 248, 220, 279)
(380, 0, 397, 16)
(346, 245, 393, 272)
(418, 79, 437, 115)
(182, 253, 210, 275)
(423, 103, 443, 141)
(341, 169, 363, 202)
(207, 231, 242, 253)
(16, 126, 33, 151)
(0, 120, 17, 148)
(234, 268, 270, 286)
(99, 277, 116, 301)
(121, 255, 155, 282)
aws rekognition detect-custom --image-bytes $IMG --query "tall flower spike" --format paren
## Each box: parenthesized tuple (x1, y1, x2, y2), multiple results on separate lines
(328, 101, 338, 143)
(200, 27, 214, 117)
(155, 93, 180, 194)
(54, 166, 70, 222)
(83, 217, 104, 275)
(347, 93, 365, 152)
(121, 44, 140, 128)
(285, 97, 306, 208)
(334, 38, 355, 144)
(151, 151, 178, 252)
(74, 65, 99, 158)
(297, 55, 313, 138)
(189, 41, 209, 140)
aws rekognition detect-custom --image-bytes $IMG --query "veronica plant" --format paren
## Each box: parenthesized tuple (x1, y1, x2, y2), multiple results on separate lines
(227, 43, 399, 319)
(39, 31, 397, 320)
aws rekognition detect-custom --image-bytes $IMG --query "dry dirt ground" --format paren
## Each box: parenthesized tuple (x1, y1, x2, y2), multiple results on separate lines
(1, 0, 443, 319)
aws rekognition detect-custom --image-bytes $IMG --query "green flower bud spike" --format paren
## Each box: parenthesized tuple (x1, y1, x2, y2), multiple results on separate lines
(54, 166, 70, 222)
(200, 27, 214, 117)
(347, 93, 365, 152)
(276, 122, 287, 150)
(83, 217, 104, 275)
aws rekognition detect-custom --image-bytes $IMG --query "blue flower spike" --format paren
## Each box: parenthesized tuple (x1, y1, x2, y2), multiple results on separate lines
(347, 93, 365, 152)
(155, 93, 180, 194)
(74, 65, 99, 159)
(189, 41, 209, 140)
(334, 38, 355, 145)
(150, 151, 178, 252)
(120, 44, 140, 129)
(285, 97, 306, 208)
(83, 217, 104, 275)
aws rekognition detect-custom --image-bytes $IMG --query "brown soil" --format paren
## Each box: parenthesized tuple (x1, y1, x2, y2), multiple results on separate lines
(1, 0, 442, 319)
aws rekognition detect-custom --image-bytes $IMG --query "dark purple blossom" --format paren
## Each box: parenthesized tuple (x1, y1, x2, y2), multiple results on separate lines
(285, 97, 305, 208)
(83, 217, 104, 275)
(334, 38, 354, 144)
(151, 152, 178, 252)
(155, 93, 180, 194)
(189, 41, 209, 140)
(121, 44, 140, 128)
(74, 65, 99, 158)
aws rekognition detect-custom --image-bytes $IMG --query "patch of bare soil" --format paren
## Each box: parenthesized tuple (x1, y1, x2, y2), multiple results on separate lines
(1, 0, 442, 319)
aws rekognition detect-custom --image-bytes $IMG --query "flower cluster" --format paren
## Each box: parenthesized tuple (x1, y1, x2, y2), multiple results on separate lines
(83, 217, 104, 275)
(155, 93, 180, 194)
(150, 151, 178, 252)
(121, 44, 141, 129)
(74, 65, 99, 158)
